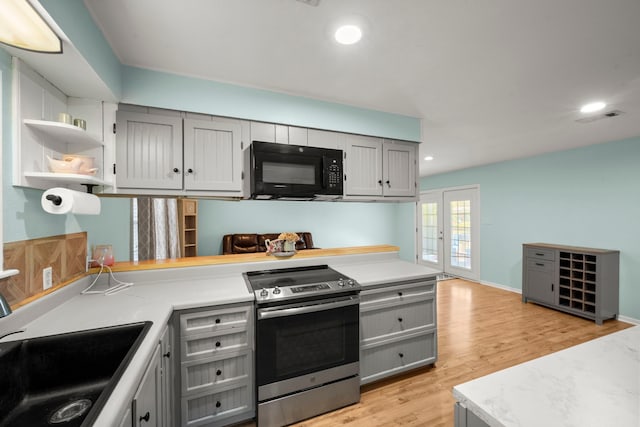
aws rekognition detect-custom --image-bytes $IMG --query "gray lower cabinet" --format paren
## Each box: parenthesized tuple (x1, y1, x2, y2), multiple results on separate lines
(454, 403, 490, 427)
(522, 243, 620, 324)
(359, 277, 438, 385)
(125, 325, 172, 427)
(176, 302, 254, 427)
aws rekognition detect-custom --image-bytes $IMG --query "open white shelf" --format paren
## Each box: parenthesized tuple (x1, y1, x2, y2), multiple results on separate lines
(24, 119, 103, 147)
(0, 269, 19, 280)
(24, 172, 109, 187)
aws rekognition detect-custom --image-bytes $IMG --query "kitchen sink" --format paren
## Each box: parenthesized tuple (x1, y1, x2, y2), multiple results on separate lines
(0, 321, 152, 427)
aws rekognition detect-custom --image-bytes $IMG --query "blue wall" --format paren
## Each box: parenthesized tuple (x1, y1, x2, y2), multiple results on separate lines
(421, 137, 640, 320)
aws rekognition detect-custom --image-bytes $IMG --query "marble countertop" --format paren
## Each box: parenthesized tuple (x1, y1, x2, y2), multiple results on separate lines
(0, 249, 440, 427)
(453, 325, 640, 427)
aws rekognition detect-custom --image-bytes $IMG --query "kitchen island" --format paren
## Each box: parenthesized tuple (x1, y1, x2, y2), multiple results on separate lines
(453, 325, 640, 427)
(0, 245, 440, 427)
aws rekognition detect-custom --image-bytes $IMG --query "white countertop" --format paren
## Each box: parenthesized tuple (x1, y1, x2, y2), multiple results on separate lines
(0, 251, 440, 427)
(453, 325, 640, 427)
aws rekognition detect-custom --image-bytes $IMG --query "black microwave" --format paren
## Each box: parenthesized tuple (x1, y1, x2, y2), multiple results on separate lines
(246, 141, 343, 200)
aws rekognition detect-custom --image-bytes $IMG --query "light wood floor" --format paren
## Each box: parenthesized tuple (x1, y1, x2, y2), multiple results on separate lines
(242, 279, 632, 427)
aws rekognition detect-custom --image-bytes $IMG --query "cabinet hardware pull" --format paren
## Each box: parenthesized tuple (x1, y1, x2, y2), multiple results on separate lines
(399, 352, 404, 358)
(552, 283, 554, 291)
(215, 318, 221, 324)
(216, 369, 222, 376)
(186, 168, 193, 175)
(398, 292, 403, 296)
(535, 263, 544, 267)
(216, 401, 222, 408)
(386, 180, 390, 186)
(378, 180, 383, 185)
(215, 341, 221, 347)
(139, 411, 150, 422)
(163, 351, 170, 358)
(173, 168, 180, 173)
(535, 253, 544, 256)
(398, 317, 403, 322)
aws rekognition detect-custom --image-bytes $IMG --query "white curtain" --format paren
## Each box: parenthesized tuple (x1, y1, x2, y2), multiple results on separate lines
(133, 198, 180, 261)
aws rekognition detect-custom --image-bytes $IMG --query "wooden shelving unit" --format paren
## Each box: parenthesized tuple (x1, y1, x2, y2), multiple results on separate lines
(178, 199, 198, 257)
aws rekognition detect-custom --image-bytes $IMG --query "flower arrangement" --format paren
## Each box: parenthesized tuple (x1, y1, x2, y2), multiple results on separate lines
(278, 232, 300, 242)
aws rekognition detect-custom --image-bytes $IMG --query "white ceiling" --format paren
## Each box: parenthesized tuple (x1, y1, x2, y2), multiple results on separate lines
(82, 0, 640, 177)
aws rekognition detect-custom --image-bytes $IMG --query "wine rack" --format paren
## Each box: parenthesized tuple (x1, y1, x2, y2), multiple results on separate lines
(523, 243, 619, 324)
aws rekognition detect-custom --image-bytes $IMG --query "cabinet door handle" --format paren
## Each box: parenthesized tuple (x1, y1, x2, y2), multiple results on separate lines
(186, 168, 194, 175)
(163, 351, 170, 359)
(215, 341, 221, 348)
(216, 401, 222, 408)
(398, 317, 403, 322)
(216, 369, 222, 376)
(398, 292, 403, 297)
(399, 352, 404, 358)
(551, 283, 554, 291)
(139, 411, 150, 423)
(173, 167, 180, 173)
(535, 263, 544, 267)
(215, 318, 221, 324)
(378, 180, 383, 185)
(535, 252, 544, 256)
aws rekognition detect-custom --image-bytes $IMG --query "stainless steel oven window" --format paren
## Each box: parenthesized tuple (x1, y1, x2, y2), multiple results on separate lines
(256, 299, 359, 386)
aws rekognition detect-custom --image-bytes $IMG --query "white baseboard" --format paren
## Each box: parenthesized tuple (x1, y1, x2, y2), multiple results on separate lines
(479, 280, 521, 294)
(617, 315, 640, 325)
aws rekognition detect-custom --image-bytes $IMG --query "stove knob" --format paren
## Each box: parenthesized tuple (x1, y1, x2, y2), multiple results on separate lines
(260, 289, 269, 297)
(273, 286, 281, 295)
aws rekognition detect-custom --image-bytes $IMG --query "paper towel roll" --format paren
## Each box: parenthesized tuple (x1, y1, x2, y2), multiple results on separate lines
(41, 188, 101, 215)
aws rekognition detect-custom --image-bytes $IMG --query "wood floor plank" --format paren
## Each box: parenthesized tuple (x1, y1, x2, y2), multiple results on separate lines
(240, 278, 632, 427)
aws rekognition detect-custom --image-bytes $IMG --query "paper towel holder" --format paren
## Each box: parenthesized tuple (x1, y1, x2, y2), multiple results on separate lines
(45, 194, 63, 206)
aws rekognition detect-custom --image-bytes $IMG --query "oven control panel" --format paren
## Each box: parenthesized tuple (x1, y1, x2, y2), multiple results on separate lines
(254, 279, 359, 302)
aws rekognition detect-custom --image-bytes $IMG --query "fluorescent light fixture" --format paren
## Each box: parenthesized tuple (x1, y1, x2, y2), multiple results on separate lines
(0, 0, 62, 53)
(424, 156, 434, 161)
(335, 25, 362, 45)
(580, 101, 606, 114)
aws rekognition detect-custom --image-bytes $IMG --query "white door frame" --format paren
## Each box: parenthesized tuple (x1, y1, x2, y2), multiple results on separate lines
(417, 185, 480, 281)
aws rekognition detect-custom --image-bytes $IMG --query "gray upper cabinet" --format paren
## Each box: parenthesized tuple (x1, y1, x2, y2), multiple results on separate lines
(344, 134, 384, 196)
(115, 110, 245, 196)
(288, 126, 308, 146)
(307, 129, 342, 149)
(183, 119, 243, 192)
(344, 135, 417, 198)
(250, 121, 289, 144)
(116, 111, 183, 189)
(382, 140, 417, 197)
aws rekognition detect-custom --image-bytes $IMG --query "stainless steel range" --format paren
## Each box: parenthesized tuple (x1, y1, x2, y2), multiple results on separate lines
(244, 265, 361, 427)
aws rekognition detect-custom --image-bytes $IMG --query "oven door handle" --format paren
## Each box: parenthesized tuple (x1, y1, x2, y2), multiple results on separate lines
(257, 296, 359, 320)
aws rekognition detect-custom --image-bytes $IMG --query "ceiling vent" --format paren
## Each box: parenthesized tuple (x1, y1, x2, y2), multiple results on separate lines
(575, 109, 625, 123)
(296, 0, 321, 6)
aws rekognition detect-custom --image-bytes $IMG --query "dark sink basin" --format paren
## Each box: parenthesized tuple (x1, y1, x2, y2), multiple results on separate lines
(0, 321, 152, 427)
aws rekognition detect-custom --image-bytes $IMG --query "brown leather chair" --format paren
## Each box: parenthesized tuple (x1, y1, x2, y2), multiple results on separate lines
(222, 232, 315, 254)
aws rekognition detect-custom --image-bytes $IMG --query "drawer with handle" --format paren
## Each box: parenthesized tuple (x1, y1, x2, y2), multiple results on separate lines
(525, 247, 555, 261)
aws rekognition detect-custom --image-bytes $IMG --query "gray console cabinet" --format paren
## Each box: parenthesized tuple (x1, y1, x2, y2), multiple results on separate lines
(359, 277, 438, 385)
(522, 243, 619, 325)
(175, 302, 254, 427)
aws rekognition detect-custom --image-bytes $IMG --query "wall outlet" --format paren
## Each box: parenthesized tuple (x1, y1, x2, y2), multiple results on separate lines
(43, 266, 53, 290)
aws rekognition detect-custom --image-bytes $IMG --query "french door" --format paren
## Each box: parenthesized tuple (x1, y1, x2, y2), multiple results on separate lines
(417, 187, 479, 280)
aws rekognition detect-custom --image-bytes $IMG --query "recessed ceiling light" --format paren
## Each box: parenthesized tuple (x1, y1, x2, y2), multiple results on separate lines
(424, 156, 434, 161)
(580, 101, 607, 113)
(335, 25, 362, 45)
